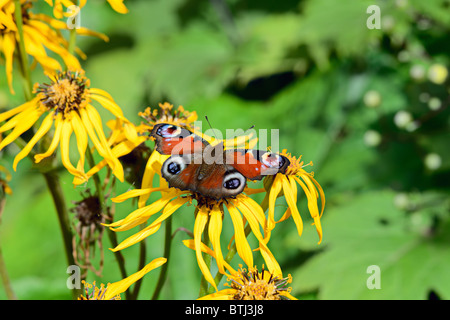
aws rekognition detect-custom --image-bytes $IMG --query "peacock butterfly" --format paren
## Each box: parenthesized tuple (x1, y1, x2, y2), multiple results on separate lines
(150, 123, 290, 200)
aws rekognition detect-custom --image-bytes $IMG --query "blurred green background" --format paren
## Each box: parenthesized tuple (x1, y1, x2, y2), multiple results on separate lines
(1, 0, 450, 299)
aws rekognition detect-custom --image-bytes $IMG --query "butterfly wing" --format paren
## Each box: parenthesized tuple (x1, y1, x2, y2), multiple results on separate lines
(151, 123, 290, 199)
(225, 149, 290, 181)
(150, 123, 208, 156)
(161, 154, 247, 200)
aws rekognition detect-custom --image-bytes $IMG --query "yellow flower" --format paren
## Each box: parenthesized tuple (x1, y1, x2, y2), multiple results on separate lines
(72, 117, 147, 185)
(0, 70, 131, 183)
(78, 257, 166, 300)
(107, 185, 280, 292)
(202, 266, 296, 300)
(104, 117, 280, 292)
(139, 102, 198, 132)
(0, 0, 107, 94)
(264, 149, 325, 244)
(184, 245, 295, 300)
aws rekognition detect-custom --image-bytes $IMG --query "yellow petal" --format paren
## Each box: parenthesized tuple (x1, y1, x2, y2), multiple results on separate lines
(111, 188, 156, 203)
(13, 112, 54, 170)
(308, 174, 326, 217)
(0, 10, 17, 31)
(145, 196, 188, 229)
(85, 104, 124, 180)
(0, 103, 40, 133)
(182, 239, 236, 275)
(35, 113, 63, 163)
(208, 205, 225, 274)
(24, 22, 80, 70)
(0, 98, 37, 123)
(104, 257, 166, 300)
(198, 289, 235, 300)
(90, 93, 126, 121)
(80, 106, 123, 182)
(0, 107, 41, 151)
(79, 107, 107, 157)
(234, 198, 281, 275)
(237, 194, 266, 231)
(107, 0, 128, 14)
(110, 223, 161, 252)
(88, 87, 115, 101)
(279, 291, 298, 300)
(139, 150, 161, 206)
(23, 28, 61, 71)
(75, 27, 109, 42)
(194, 208, 218, 292)
(2, 32, 16, 94)
(60, 119, 87, 180)
(70, 111, 88, 172)
(282, 175, 303, 237)
(107, 190, 181, 229)
(267, 174, 283, 232)
(225, 202, 253, 269)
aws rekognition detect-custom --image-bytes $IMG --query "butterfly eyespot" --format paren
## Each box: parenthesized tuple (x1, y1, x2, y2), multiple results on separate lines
(162, 156, 187, 177)
(157, 124, 182, 137)
(223, 172, 246, 191)
(168, 162, 181, 174)
(224, 178, 241, 189)
(261, 152, 283, 168)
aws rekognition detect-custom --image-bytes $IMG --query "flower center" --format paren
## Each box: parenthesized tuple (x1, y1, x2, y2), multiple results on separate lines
(280, 149, 312, 176)
(79, 281, 120, 300)
(230, 266, 293, 300)
(139, 102, 197, 130)
(36, 71, 90, 118)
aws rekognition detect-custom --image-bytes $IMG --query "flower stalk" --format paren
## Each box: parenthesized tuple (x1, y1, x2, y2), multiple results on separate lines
(13, 0, 32, 100)
(42, 170, 81, 299)
(151, 215, 173, 300)
(85, 145, 130, 299)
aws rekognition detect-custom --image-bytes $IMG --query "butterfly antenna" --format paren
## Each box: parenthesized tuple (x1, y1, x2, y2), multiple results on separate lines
(205, 116, 220, 142)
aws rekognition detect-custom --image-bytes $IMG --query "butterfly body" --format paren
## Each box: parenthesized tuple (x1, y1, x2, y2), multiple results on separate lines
(151, 123, 290, 200)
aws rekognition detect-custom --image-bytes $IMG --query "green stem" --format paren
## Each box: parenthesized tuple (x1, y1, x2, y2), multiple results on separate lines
(13, 0, 32, 100)
(130, 223, 147, 300)
(42, 171, 81, 300)
(85, 147, 129, 298)
(67, 1, 78, 55)
(0, 196, 17, 300)
(151, 216, 172, 300)
(0, 244, 17, 300)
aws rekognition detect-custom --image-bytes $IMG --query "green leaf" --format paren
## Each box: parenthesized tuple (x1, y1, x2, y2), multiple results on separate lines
(290, 190, 450, 299)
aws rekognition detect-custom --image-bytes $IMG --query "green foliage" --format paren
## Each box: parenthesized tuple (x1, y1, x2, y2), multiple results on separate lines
(1, 0, 449, 300)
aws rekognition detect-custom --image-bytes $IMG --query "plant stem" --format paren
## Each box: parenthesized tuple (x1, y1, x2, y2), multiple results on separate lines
(130, 223, 147, 300)
(0, 244, 17, 300)
(85, 147, 129, 298)
(13, 0, 32, 100)
(151, 216, 172, 300)
(0, 195, 17, 300)
(67, 1, 78, 55)
(42, 170, 81, 300)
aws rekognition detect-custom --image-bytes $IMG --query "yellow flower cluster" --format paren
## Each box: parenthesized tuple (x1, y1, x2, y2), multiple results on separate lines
(0, 0, 325, 301)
